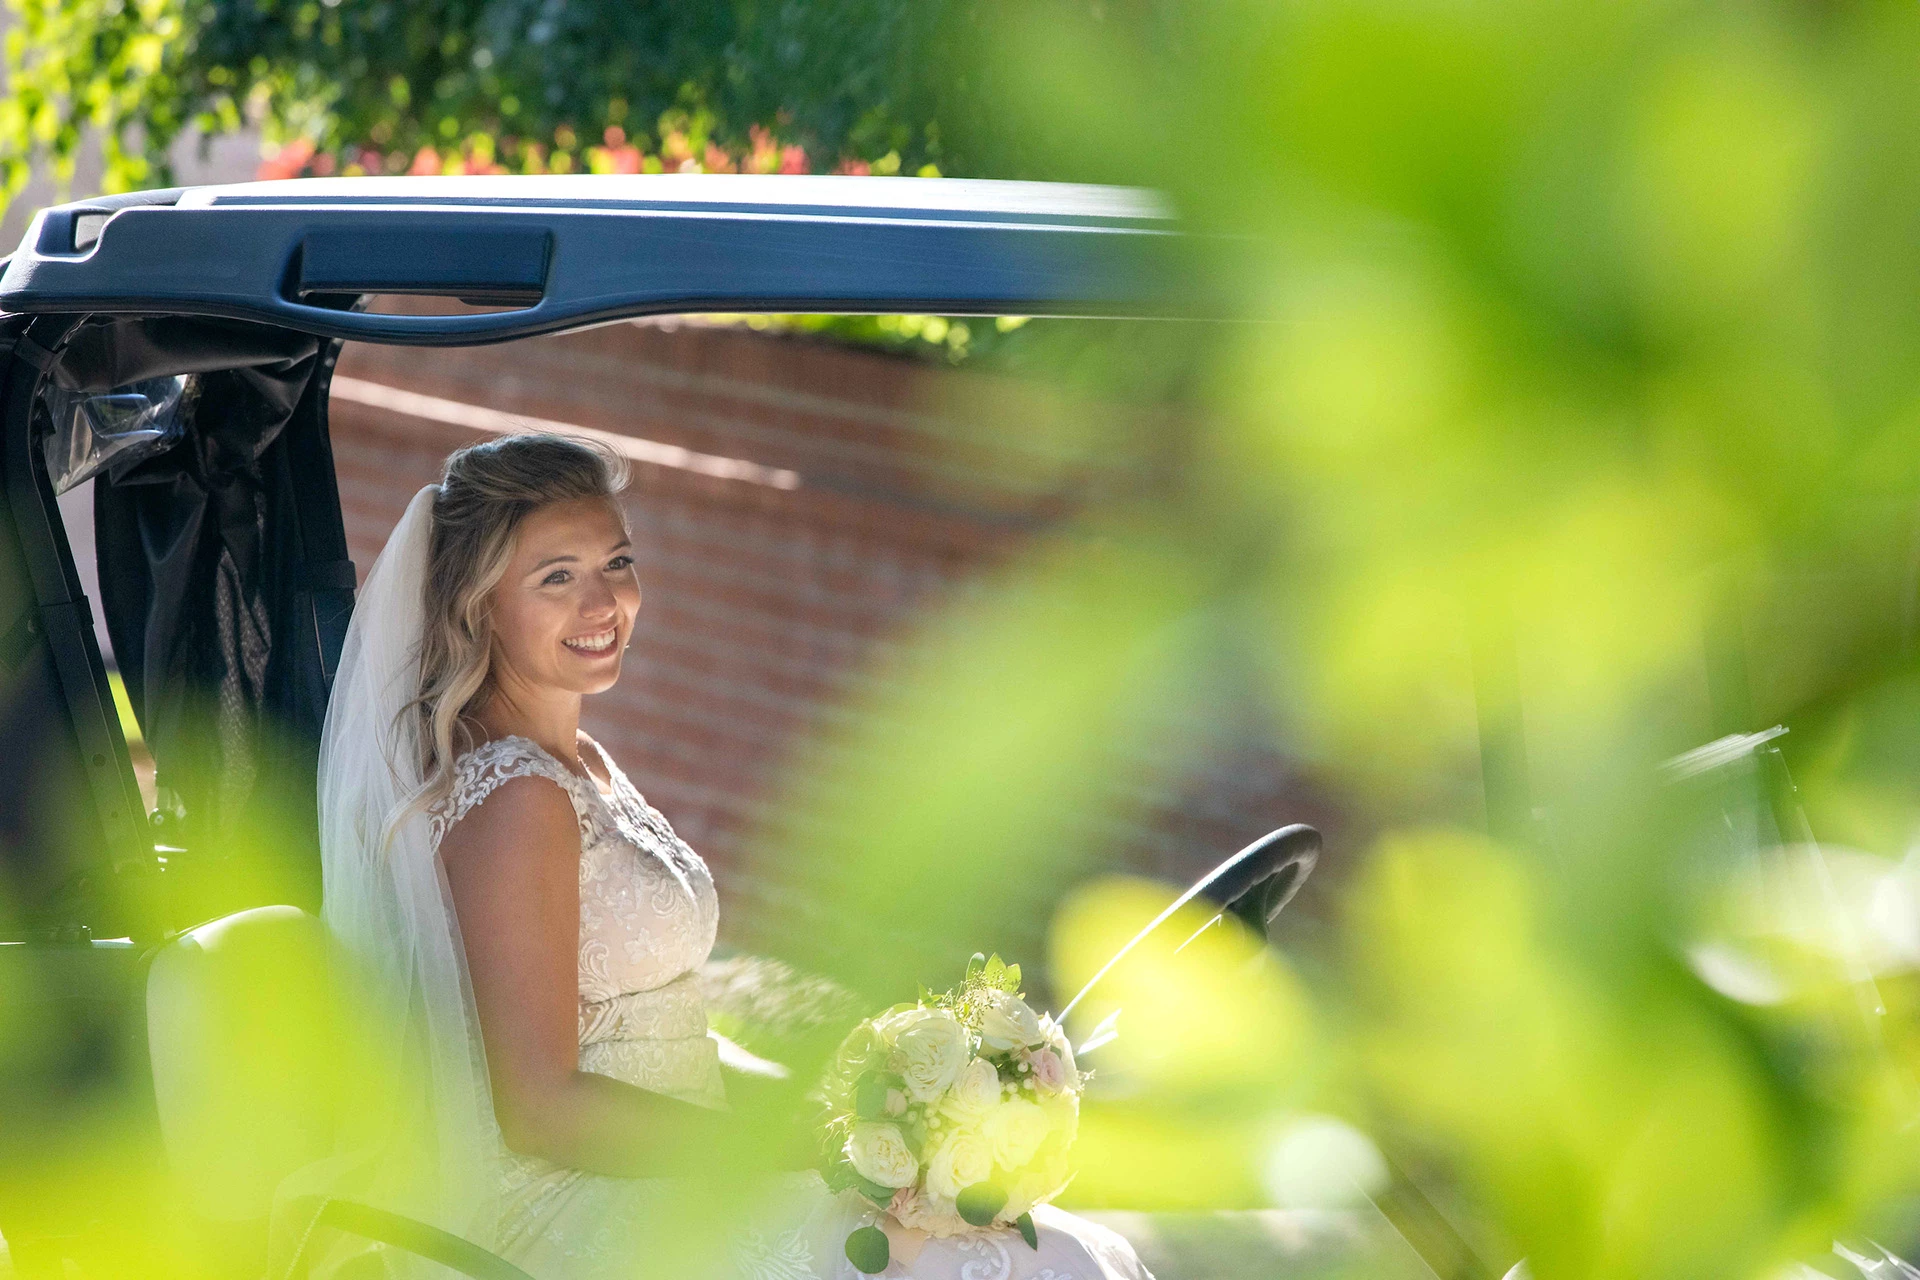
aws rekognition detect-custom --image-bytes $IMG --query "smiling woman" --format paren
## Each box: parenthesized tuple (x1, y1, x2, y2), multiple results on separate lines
(473, 496, 640, 744)
(408, 435, 637, 811)
(300, 430, 1155, 1279)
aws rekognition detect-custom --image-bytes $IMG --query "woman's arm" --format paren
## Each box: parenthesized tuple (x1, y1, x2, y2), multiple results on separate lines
(439, 777, 806, 1177)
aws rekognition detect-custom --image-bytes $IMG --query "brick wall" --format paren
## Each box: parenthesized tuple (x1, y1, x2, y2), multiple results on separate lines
(328, 320, 1337, 951)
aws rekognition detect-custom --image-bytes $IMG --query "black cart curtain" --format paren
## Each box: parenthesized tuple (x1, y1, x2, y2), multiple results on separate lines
(70, 317, 351, 896)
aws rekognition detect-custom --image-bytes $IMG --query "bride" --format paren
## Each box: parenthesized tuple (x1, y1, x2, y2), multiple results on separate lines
(303, 433, 1153, 1280)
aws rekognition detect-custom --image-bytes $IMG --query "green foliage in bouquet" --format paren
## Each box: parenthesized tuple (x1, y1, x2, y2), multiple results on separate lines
(951, 950, 1020, 1007)
(844, 1225, 891, 1275)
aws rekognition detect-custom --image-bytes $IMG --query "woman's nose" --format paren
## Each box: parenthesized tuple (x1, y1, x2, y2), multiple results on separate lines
(580, 579, 617, 621)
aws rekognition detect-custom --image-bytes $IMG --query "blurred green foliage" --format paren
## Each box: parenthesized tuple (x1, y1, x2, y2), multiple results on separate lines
(742, 0, 1920, 1275)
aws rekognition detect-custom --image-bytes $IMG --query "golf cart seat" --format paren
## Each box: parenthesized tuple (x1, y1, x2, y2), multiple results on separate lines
(145, 905, 531, 1280)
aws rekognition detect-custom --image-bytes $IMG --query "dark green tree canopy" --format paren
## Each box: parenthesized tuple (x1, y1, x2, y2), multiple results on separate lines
(0, 0, 1035, 199)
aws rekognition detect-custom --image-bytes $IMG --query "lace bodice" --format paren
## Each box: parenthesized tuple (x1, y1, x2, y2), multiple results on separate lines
(430, 734, 725, 1114)
(423, 737, 1147, 1280)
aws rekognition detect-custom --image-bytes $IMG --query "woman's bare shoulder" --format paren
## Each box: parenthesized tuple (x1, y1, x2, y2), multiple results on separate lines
(439, 732, 581, 814)
(437, 769, 581, 868)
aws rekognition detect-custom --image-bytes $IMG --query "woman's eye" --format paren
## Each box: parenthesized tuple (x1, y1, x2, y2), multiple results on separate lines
(541, 570, 571, 586)
(606, 554, 634, 572)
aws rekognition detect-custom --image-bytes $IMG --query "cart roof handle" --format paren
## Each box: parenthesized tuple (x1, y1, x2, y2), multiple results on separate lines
(0, 174, 1200, 347)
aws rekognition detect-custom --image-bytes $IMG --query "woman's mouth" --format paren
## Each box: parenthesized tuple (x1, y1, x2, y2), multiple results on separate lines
(562, 628, 619, 657)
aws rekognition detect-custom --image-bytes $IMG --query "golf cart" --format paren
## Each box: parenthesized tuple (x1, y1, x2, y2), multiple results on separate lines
(0, 175, 1460, 1279)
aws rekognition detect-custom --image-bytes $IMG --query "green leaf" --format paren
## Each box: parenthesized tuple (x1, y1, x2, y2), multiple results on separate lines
(966, 952, 986, 982)
(1017, 1212, 1038, 1250)
(852, 1174, 896, 1206)
(1004, 963, 1022, 992)
(846, 1226, 891, 1275)
(956, 1181, 1008, 1227)
(854, 1071, 890, 1119)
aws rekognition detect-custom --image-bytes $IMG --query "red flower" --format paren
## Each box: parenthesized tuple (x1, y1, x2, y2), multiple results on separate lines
(255, 138, 314, 180)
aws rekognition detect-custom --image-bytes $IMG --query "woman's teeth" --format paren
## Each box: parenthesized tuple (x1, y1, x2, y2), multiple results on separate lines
(563, 629, 617, 655)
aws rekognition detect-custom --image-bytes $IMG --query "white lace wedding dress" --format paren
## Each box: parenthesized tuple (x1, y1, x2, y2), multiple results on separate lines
(431, 734, 1152, 1280)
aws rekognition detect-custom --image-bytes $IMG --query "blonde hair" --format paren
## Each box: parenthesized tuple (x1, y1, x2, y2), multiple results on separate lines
(408, 433, 630, 810)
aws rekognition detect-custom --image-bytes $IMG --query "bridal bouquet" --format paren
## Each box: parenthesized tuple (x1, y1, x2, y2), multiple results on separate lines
(817, 954, 1082, 1275)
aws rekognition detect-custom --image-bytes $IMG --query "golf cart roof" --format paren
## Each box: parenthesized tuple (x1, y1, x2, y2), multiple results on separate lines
(0, 175, 1184, 346)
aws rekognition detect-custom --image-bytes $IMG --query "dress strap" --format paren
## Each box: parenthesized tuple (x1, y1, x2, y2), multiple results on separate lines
(430, 735, 597, 850)
(576, 732, 624, 794)
(576, 732, 683, 854)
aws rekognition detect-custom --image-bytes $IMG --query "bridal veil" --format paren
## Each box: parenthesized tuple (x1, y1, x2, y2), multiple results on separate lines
(293, 483, 503, 1268)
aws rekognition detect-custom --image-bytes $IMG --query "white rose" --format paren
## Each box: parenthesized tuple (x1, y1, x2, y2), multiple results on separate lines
(979, 990, 1045, 1052)
(924, 1129, 996, 1200)
(872, 1005, 924, 1043)
(982, 1097, 1049, 1170)
(1002, 1143, 1073, 1221)
(1037, 1090, 1080, 1146)
(942, 1057, 1003, 1122)
(887, 1009, 971, 1102)
(846, 1122, 919, 1189)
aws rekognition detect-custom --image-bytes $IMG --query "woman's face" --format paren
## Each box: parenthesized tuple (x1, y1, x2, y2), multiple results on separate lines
(487, 496, 641, 699)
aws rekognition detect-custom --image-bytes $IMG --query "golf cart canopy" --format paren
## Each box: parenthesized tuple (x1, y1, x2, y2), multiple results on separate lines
(0, 175, 1183, 346)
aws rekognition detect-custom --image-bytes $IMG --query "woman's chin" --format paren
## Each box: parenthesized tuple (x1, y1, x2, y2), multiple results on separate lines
(568, 661, 625, 695)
